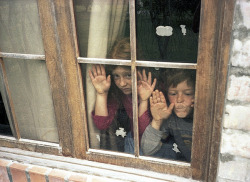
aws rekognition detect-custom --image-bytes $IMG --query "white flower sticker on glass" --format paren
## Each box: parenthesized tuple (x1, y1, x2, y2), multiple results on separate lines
(156, 26, 173, 36)
(96, 134, 100, 142)
(172, 143, 181, 153)
(116, 127, 127, 138)
(180, 25, 187, 35)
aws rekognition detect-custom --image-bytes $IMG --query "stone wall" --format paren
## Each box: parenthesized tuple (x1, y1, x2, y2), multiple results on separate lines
(217, 0, 250, 181)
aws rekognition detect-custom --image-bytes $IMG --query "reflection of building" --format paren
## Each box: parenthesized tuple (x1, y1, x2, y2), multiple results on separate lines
(0, 0, 249, 181)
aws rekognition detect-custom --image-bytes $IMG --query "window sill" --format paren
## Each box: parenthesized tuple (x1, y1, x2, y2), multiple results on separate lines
(0, 147, 200, 182)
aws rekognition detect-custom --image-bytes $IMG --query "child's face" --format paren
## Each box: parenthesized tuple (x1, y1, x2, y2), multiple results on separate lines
(112, 66, 132, 95)
(167, 80, 195, 118)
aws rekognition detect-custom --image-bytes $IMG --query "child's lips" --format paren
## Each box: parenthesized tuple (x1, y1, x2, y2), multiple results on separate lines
(175, 108, 185, 112)
(121, 88, 131, 92)
(175, 105, 185, 109)
(175, 105, 185, 111)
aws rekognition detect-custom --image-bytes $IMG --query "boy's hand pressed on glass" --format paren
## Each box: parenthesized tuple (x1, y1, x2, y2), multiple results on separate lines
(137, 69, 157, 102)
(150, 90, 174, 130)
(89, 64, 111, 95)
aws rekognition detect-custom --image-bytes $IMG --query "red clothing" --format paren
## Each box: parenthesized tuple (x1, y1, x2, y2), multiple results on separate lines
(92, 94, 151, 139)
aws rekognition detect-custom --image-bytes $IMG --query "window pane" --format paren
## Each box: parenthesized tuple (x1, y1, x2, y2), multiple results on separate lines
(74, 0, 130, 58)
(85, 64, 160, 154)
(74, 0, 131, 152)
(136, 0, 201, 63)
(85, 63, 133, 153)
(0, 0, 44, 54)
(0, 92, 12, 136)
(140, 68, 196, 162)
(2, 58, 58, 143)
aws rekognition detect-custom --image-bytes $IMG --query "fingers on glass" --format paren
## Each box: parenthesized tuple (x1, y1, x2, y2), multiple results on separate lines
(138, 71, 143, 81)
(91, 64, 107, 77)
(152, 78, 157, 89)
(151, 90, 159, 104)
(100, 64, 106, 76)
(142, 69, 147, 82)
(159, 91, 166, 103)
(96, 64, 102, 75)
(147, 71, 152, 84)
(92, 65, 98, 77)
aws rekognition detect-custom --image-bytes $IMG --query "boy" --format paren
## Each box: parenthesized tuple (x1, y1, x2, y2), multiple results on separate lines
(141, 69, 195, 162)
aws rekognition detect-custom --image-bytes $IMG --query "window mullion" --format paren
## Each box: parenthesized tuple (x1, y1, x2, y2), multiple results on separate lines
(129, 0, 139, 157)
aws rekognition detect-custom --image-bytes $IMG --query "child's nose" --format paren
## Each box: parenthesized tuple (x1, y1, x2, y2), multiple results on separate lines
(177, 94, 184, 103)
(119, 77, 127, 86)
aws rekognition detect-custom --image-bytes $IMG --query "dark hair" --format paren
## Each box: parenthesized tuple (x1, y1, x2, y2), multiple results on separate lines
(162, 69, 196, 92)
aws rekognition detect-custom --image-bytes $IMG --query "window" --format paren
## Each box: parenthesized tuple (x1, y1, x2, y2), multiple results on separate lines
(0, 0, 59, 153)
(0, 0, 235, 181)
(75, 0, 198, 162)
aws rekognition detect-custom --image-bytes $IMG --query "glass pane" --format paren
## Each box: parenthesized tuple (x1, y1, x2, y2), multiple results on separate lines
(0, 0, 44, 54)
(85, 63, 159, 154)
(140, 68, 196, 162)
(136, 0, 201, 63)
(74, 0, 132, 152)
(85, 64, 132, 153)
(74, 0, 130, 58)
(3, 58, 58, 143)
(0, 92, 12, 136)
(0, 64, 15, 137)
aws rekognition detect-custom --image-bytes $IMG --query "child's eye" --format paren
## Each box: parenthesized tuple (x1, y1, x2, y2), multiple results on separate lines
(184, 91, 194, 96)
(124, 74, 131, 79)
(184, 93, 194, 97)
(113, 75, 120, 80)
(168, 92, 176, 96)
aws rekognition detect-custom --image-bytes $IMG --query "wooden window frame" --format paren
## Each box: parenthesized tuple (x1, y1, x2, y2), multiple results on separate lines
(0, 0, 236, 181)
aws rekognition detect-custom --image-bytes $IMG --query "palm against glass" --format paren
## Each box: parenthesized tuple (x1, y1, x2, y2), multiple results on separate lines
(137, 69, 157, 101)
(89, 65, 111, 95)
(150, 90, 174, 125)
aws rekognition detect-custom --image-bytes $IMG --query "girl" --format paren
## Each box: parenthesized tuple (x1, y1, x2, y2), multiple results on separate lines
(89, 38, 156, 152)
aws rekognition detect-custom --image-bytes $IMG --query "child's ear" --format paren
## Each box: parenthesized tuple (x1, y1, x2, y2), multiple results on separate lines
(191, 99, 195, 107)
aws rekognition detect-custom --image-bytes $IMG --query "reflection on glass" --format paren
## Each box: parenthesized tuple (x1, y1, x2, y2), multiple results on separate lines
(0, 0, 44, 54)
(74, 0, 130, 58)
(141, 68, 196, 162)
(136, 0, 201, 63)
(2, 59, 58, 143)
(0, 93, 12, 136)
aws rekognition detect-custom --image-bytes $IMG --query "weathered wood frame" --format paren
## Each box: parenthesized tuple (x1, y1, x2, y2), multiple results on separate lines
(0, 0, 235, 181)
